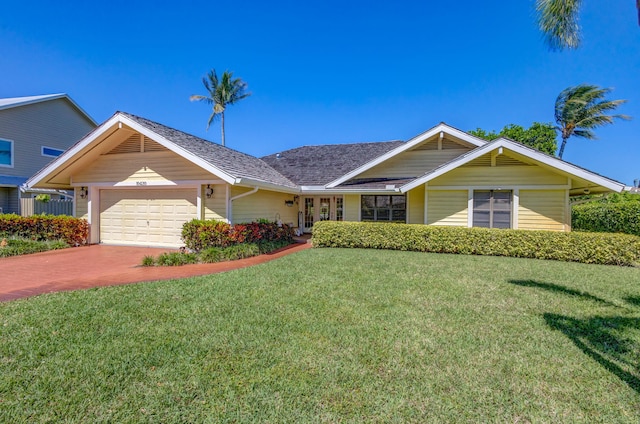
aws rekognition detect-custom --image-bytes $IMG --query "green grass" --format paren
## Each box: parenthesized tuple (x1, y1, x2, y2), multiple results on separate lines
(1, 248, 639, 422)
(0, 237, 68, 257)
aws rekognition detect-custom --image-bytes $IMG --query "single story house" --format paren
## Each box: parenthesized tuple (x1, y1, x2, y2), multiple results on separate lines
(27, 112, 626, 247)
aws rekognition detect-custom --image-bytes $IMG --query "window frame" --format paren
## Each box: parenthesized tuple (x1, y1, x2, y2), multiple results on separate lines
(41, 146, 65, 158)
(472, 189, 512, 229)
(361, 194, 406, 223)
(0, 138, 14, 168)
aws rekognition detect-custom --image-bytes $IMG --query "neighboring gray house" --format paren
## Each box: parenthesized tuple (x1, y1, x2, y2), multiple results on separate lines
(0, 94, 96, 214)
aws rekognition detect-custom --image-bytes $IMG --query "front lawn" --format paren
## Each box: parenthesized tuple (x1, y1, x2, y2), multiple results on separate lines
(1, 249, 639, 422)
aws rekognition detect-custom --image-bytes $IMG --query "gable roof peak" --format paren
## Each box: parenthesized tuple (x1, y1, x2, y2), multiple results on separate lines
(0, 93, 96, 124)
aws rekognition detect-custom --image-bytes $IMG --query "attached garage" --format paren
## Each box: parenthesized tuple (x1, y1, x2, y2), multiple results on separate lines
(99, 188, 197, 247)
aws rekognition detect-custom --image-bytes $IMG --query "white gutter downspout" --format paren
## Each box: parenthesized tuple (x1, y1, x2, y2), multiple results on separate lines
(228, 186, 259, 225)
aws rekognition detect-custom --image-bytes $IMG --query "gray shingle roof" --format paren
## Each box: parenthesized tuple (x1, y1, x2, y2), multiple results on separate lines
(261, 141, 404, 186)
(121, 112, 297, 188)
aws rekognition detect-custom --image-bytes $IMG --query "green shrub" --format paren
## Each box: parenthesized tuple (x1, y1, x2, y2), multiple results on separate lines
(0, 237, 68, 258)
(182, 219, 294, 251)
(312, 221, 640, 267)
(0, 214, 89, 246)
(572, 201, 640, 236)
(141, 240, 294, 266)
(257, 239, 293, 254)
(155, 252, 199, 266)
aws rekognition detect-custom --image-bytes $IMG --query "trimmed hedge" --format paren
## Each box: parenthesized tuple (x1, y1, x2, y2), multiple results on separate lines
(572, 201, 640, 236)
(312, 221, 640, 267)
(181, 219, 294, 252)
(0, 214, 89, 246)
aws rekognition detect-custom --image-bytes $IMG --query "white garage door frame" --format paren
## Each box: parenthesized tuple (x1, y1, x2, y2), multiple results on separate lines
(84, 182, 210, 247)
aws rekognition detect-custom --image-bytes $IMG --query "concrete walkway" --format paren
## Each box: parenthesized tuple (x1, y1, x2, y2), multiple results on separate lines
(0, 242, 312, 302)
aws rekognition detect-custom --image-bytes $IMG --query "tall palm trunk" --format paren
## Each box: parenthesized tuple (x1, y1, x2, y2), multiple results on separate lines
(558, 136, 569, 159)
(220, 112, 226, 147)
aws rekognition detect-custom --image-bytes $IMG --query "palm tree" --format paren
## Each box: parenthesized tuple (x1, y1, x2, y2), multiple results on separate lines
(554, 84, 630, 158)
(536, 0, 640, 50)
(190, 69, 251, 147)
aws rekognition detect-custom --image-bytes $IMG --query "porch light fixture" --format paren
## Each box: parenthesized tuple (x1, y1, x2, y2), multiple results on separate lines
(79, 187, 88, 199)
(285, 200, 294, 207)
(205, 184, 214, 198)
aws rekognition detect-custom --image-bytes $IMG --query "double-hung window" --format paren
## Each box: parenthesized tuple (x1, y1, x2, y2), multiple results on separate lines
(473, 190, 512, 229)
(0, 139, 13, 167)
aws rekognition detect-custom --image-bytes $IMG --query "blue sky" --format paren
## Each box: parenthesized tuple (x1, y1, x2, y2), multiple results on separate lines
(1, 1, 638, 185)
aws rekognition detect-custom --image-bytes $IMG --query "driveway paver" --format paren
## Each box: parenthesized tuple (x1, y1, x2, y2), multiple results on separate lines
(0, 242, 311, 302)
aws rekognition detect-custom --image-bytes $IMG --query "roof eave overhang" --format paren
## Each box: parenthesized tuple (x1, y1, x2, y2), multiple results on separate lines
(234, 177, 300, 194)
(326, 123, 487, 188)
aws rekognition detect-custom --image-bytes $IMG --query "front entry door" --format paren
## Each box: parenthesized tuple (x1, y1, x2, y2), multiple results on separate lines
(302, 196, 340, 232)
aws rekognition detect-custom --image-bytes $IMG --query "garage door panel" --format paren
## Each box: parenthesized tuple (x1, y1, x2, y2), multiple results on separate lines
(100, 189, 197, 247)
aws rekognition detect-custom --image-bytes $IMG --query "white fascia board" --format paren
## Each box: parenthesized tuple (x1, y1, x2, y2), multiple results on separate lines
(326, 123, 487, 188)
(494, 138, 625, 192)
(117, 115, 238, 185)
(400, 138, 625, 193)
(62, 95, 97, 125)
(0, 93, 65, 111)
(304, 188, 400, 194)
(233, 177, 300, 194)
(26, 113, 124, 188)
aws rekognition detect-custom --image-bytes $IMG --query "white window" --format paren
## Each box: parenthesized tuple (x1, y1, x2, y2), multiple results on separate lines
(41, 146, 65, 158)
(0, 139, 13, 167)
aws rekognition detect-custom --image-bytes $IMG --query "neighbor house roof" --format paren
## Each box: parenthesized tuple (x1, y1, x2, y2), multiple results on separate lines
(261, 141, 404, 186)
(0, 93, 96, 125)
(0, 176, 28, 187)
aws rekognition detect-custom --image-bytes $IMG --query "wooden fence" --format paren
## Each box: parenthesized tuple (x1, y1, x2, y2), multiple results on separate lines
(20, 198, 73, 216)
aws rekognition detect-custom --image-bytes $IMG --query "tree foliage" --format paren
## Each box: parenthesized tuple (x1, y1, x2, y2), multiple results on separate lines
(190, 69, 251, 147)
(554, 84, 630, 158)
(536, 0, 640, 51)
(468, 122, 557, 155)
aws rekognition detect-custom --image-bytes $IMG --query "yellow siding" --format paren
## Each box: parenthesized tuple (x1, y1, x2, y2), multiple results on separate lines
(230, 186, 256, 198)
(518, 190, 567, 231)
(343, 194, 360, 221)
(359, 148, 470, 179)
(426, 190, 468, 226)
(232, 189, 297, 225)
(430, 165, 566, 187)
(75, 188, 88, 219)
(73, 150, 214, 183)
(407, 184, 425, 224)
(203, 184, 227, 221)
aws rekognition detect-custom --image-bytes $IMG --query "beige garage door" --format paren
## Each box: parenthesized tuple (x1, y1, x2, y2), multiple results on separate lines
(100, 189, 197, 247)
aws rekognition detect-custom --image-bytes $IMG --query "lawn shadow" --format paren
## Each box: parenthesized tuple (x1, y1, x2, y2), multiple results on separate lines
(544, 313, 640, 394)
(509, 280, 617, 307)
(624, 296, 640, 308)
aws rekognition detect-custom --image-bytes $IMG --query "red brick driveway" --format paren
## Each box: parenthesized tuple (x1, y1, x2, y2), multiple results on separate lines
(0, 243, 311, 302)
